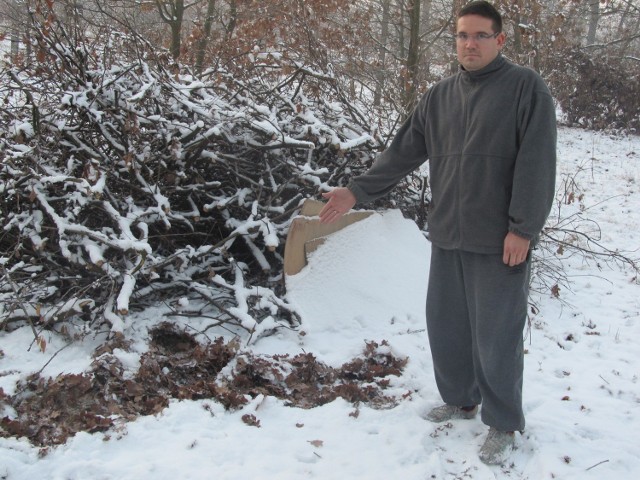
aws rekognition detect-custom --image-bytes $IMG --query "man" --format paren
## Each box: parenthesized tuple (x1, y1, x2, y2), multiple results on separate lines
(318, 1, 556, 465)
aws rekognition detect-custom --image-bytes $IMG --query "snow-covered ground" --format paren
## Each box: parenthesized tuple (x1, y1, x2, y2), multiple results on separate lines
(1, 126, 639, 479)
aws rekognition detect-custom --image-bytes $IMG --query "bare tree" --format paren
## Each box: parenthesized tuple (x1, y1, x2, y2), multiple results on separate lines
(194, 0, 217, 74)
(373, 0, 391, 107)
(587, 0, 600, 45)
(1, 0, 31, 63)
(404, 0, 421, 112)
(449, 0, 465, 73)
(154, 0, 195, 60)
(614, 0, 640, 60)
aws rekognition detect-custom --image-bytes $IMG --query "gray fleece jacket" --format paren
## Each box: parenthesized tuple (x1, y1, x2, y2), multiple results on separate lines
(348, 54, 557, 254)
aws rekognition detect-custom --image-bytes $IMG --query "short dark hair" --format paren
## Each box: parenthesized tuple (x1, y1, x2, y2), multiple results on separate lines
(458, 1, 503, 33)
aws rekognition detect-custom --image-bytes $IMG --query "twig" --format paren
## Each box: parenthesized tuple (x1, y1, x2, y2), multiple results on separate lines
(586, 459, 609, 471)
(1, 264, 39, 344)
(36, 342, 72, 376)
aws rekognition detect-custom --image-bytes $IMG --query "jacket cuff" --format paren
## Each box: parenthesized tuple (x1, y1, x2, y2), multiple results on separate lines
(346, 179, 370, 205)
(508, 227, 534, 241)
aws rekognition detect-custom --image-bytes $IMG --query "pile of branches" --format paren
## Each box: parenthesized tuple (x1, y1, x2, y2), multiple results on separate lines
(0, 7, 388, 341)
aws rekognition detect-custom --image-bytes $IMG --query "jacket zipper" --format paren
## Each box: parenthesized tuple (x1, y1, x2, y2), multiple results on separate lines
(458, 75, 474, 249)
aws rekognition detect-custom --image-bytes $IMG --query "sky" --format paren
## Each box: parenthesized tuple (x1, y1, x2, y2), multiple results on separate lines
(1, 126, 639, 479)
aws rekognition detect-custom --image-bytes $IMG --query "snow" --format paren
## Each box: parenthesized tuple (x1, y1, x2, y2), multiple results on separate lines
(1, 127, 640, 479)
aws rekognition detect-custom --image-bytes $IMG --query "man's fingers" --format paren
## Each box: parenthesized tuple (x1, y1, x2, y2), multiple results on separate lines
(319, 207, 343, 224)
(318, 203, 332, 218)
(319, 201, 339, 222)
(504, 251, 527, 267)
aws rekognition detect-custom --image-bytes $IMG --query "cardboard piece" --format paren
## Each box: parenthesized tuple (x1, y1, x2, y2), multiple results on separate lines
(283, 199, 373, 278)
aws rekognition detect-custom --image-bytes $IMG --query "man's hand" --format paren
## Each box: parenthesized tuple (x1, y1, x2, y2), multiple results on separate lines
(503, 232, 530, 266)
(319, 188, 357, 224)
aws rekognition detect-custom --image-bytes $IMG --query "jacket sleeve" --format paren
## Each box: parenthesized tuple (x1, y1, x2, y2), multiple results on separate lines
(348, 95, 429, 205)
(508, 79, 557, 241)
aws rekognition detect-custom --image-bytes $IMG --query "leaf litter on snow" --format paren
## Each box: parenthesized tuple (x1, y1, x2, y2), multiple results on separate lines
(0, 322, 407, 447)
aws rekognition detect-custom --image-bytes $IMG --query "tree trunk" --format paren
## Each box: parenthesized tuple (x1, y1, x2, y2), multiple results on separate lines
(404, 0, 421, 113)
(225, 0, 238, 40)
(616, 2, 639, 58)
(450, 0, 466, 74)
(587, 0, 600, 45)
(171, 0, 185, 61)
(155, 0, 186, 61)
(512, 1, 523, 58)
(11, 33, 19, 58)
(196, 0, 217, 74)
(397, 0, 406, 60)
(420, 0, 433, 78)
(374, 0, 391, 107)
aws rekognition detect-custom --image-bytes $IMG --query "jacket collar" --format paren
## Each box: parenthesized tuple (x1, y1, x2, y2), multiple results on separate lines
(460, 53, 506, 80)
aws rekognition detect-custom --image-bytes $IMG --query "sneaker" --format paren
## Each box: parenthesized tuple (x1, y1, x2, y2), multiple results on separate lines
(424, 404, 478, 423)
(478, 428, 515, 465)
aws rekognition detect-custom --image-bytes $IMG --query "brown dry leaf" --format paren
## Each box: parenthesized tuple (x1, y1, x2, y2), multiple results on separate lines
(123, 380, 144, 398)
(308, 439, 324, 448)
(241, 414, 261, 428)
(37, 336, 47, 353)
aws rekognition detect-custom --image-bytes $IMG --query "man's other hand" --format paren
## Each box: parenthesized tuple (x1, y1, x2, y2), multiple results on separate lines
(503, 232, 530, 266)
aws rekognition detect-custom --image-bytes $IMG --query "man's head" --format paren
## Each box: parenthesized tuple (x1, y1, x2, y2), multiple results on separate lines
(456, 1, 506, 71)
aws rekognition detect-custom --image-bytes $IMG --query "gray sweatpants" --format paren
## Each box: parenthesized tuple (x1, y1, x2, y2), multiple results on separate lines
(426, 245, 530, 432)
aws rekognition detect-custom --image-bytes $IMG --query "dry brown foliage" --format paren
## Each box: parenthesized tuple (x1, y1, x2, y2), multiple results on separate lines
(0, 323, 408, 447)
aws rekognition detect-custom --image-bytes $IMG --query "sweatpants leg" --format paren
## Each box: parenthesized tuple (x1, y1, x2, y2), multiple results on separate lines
(426, 246, 482, 408)
(426, 245, 530, 432)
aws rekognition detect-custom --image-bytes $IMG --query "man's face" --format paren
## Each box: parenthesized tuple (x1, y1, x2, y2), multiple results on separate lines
(456, 14, 506, 71)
